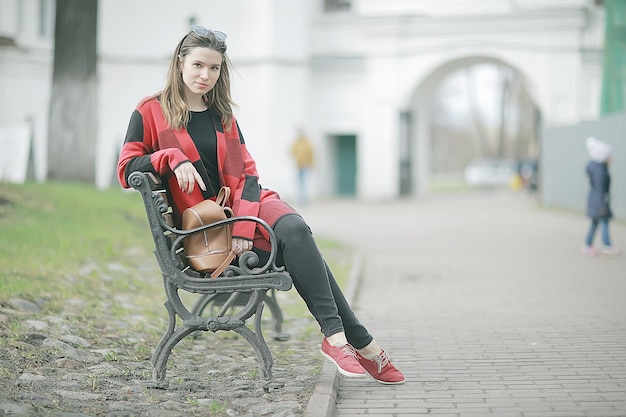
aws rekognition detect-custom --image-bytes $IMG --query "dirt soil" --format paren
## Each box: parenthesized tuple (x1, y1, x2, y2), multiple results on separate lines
(0, 261, 324, 417)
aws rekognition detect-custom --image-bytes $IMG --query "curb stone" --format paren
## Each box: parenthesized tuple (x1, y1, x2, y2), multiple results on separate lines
(303, 253, 363, 417)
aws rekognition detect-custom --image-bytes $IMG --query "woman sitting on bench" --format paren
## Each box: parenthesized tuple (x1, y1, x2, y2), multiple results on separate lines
(117, 26, 405, 385)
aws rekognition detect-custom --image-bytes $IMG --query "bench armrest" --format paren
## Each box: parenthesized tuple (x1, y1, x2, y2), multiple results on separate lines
(128, 170, 284, 278)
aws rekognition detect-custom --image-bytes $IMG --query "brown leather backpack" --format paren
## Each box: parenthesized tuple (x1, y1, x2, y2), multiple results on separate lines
(182, 187, 237, 278)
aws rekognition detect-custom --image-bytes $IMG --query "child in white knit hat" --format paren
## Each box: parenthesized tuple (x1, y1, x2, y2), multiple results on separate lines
(582, 137, 621, 257)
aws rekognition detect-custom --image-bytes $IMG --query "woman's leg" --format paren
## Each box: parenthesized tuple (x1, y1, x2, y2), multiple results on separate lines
(323, 260, 373, 349)
(263, 213, 405, 384)
(272, 214, 371, 345)
(584, 218, 598, 247)
(599, 217, 611, 247)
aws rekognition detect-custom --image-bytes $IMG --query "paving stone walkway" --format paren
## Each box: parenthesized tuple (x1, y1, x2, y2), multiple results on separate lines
(301, 190, 626, 417)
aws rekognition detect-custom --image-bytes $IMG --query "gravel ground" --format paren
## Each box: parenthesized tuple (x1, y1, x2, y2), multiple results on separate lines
(0, 258, 325, 417)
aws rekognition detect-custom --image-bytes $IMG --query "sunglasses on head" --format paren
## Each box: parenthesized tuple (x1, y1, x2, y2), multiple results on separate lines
(190, 25, 227, 43)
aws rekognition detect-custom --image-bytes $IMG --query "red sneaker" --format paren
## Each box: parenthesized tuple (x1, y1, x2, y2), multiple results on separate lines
(356, 350, 406, 384)
(320, 339, 366, 377)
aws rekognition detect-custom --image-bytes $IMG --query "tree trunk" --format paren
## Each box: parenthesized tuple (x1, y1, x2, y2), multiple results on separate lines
(47, 0, 98, 183)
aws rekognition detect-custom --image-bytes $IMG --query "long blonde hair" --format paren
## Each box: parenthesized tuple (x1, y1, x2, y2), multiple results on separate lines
(160, 29, 236, 131)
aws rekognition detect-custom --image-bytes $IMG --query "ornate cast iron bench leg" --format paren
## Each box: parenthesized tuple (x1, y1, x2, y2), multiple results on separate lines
(263, 289, 290, 341)
(143, 290, 285, 391)
(191, 289, 290, 341)
(140, 299, 179, 389)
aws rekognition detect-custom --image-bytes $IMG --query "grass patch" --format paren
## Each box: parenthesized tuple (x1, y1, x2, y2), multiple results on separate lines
(0, 181, 152, 298)
(0, 180, 355, 413)
(0, 179, 353, 323)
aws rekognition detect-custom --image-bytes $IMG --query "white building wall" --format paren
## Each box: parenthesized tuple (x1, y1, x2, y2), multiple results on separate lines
(310, 1, 603, 198)
(359, 56, 401, 199)
(0, 0, 54, 182)
(97, 0, 312, 194)
(0, 0, 606, 202)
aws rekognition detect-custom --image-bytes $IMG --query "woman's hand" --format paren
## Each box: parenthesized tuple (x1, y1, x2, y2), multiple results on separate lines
(232, 238, 253, 255)
(174, 162, 206, 194)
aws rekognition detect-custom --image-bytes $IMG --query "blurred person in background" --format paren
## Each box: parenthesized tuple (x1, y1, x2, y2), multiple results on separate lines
(291, 128, 314, 205)
(117, 26, 405, 385)
(581, 136, 621, 258)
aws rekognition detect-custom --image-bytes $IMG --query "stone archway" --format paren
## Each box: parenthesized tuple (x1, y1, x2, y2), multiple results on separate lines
(403, 56, 541, 196)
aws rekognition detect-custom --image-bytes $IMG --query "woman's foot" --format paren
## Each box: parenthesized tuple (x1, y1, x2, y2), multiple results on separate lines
(320, 338, 366, 377)
(601, 246, 622, 258)
(581, 245, 598, 256)
(356, 350, 406, 384)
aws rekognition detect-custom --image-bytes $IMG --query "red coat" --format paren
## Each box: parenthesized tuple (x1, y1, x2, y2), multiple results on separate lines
(118, 96, 295, 250)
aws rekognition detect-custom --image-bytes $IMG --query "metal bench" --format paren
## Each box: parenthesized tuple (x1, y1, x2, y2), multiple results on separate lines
(128, 171, 292, 390)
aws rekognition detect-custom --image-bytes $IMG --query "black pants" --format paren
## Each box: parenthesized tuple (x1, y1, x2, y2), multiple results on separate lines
(255, 213, 373, 349)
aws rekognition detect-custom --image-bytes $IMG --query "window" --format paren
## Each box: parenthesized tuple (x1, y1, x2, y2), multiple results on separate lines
(38, 0, 54, 38)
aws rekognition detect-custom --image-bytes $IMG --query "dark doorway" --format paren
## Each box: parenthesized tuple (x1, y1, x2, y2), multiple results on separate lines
(399, 111, 413, 196)
(332, 134, 357, 196)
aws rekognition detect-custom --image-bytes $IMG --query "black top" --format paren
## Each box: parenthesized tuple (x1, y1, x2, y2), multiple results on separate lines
(187, 109, 221, 199)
